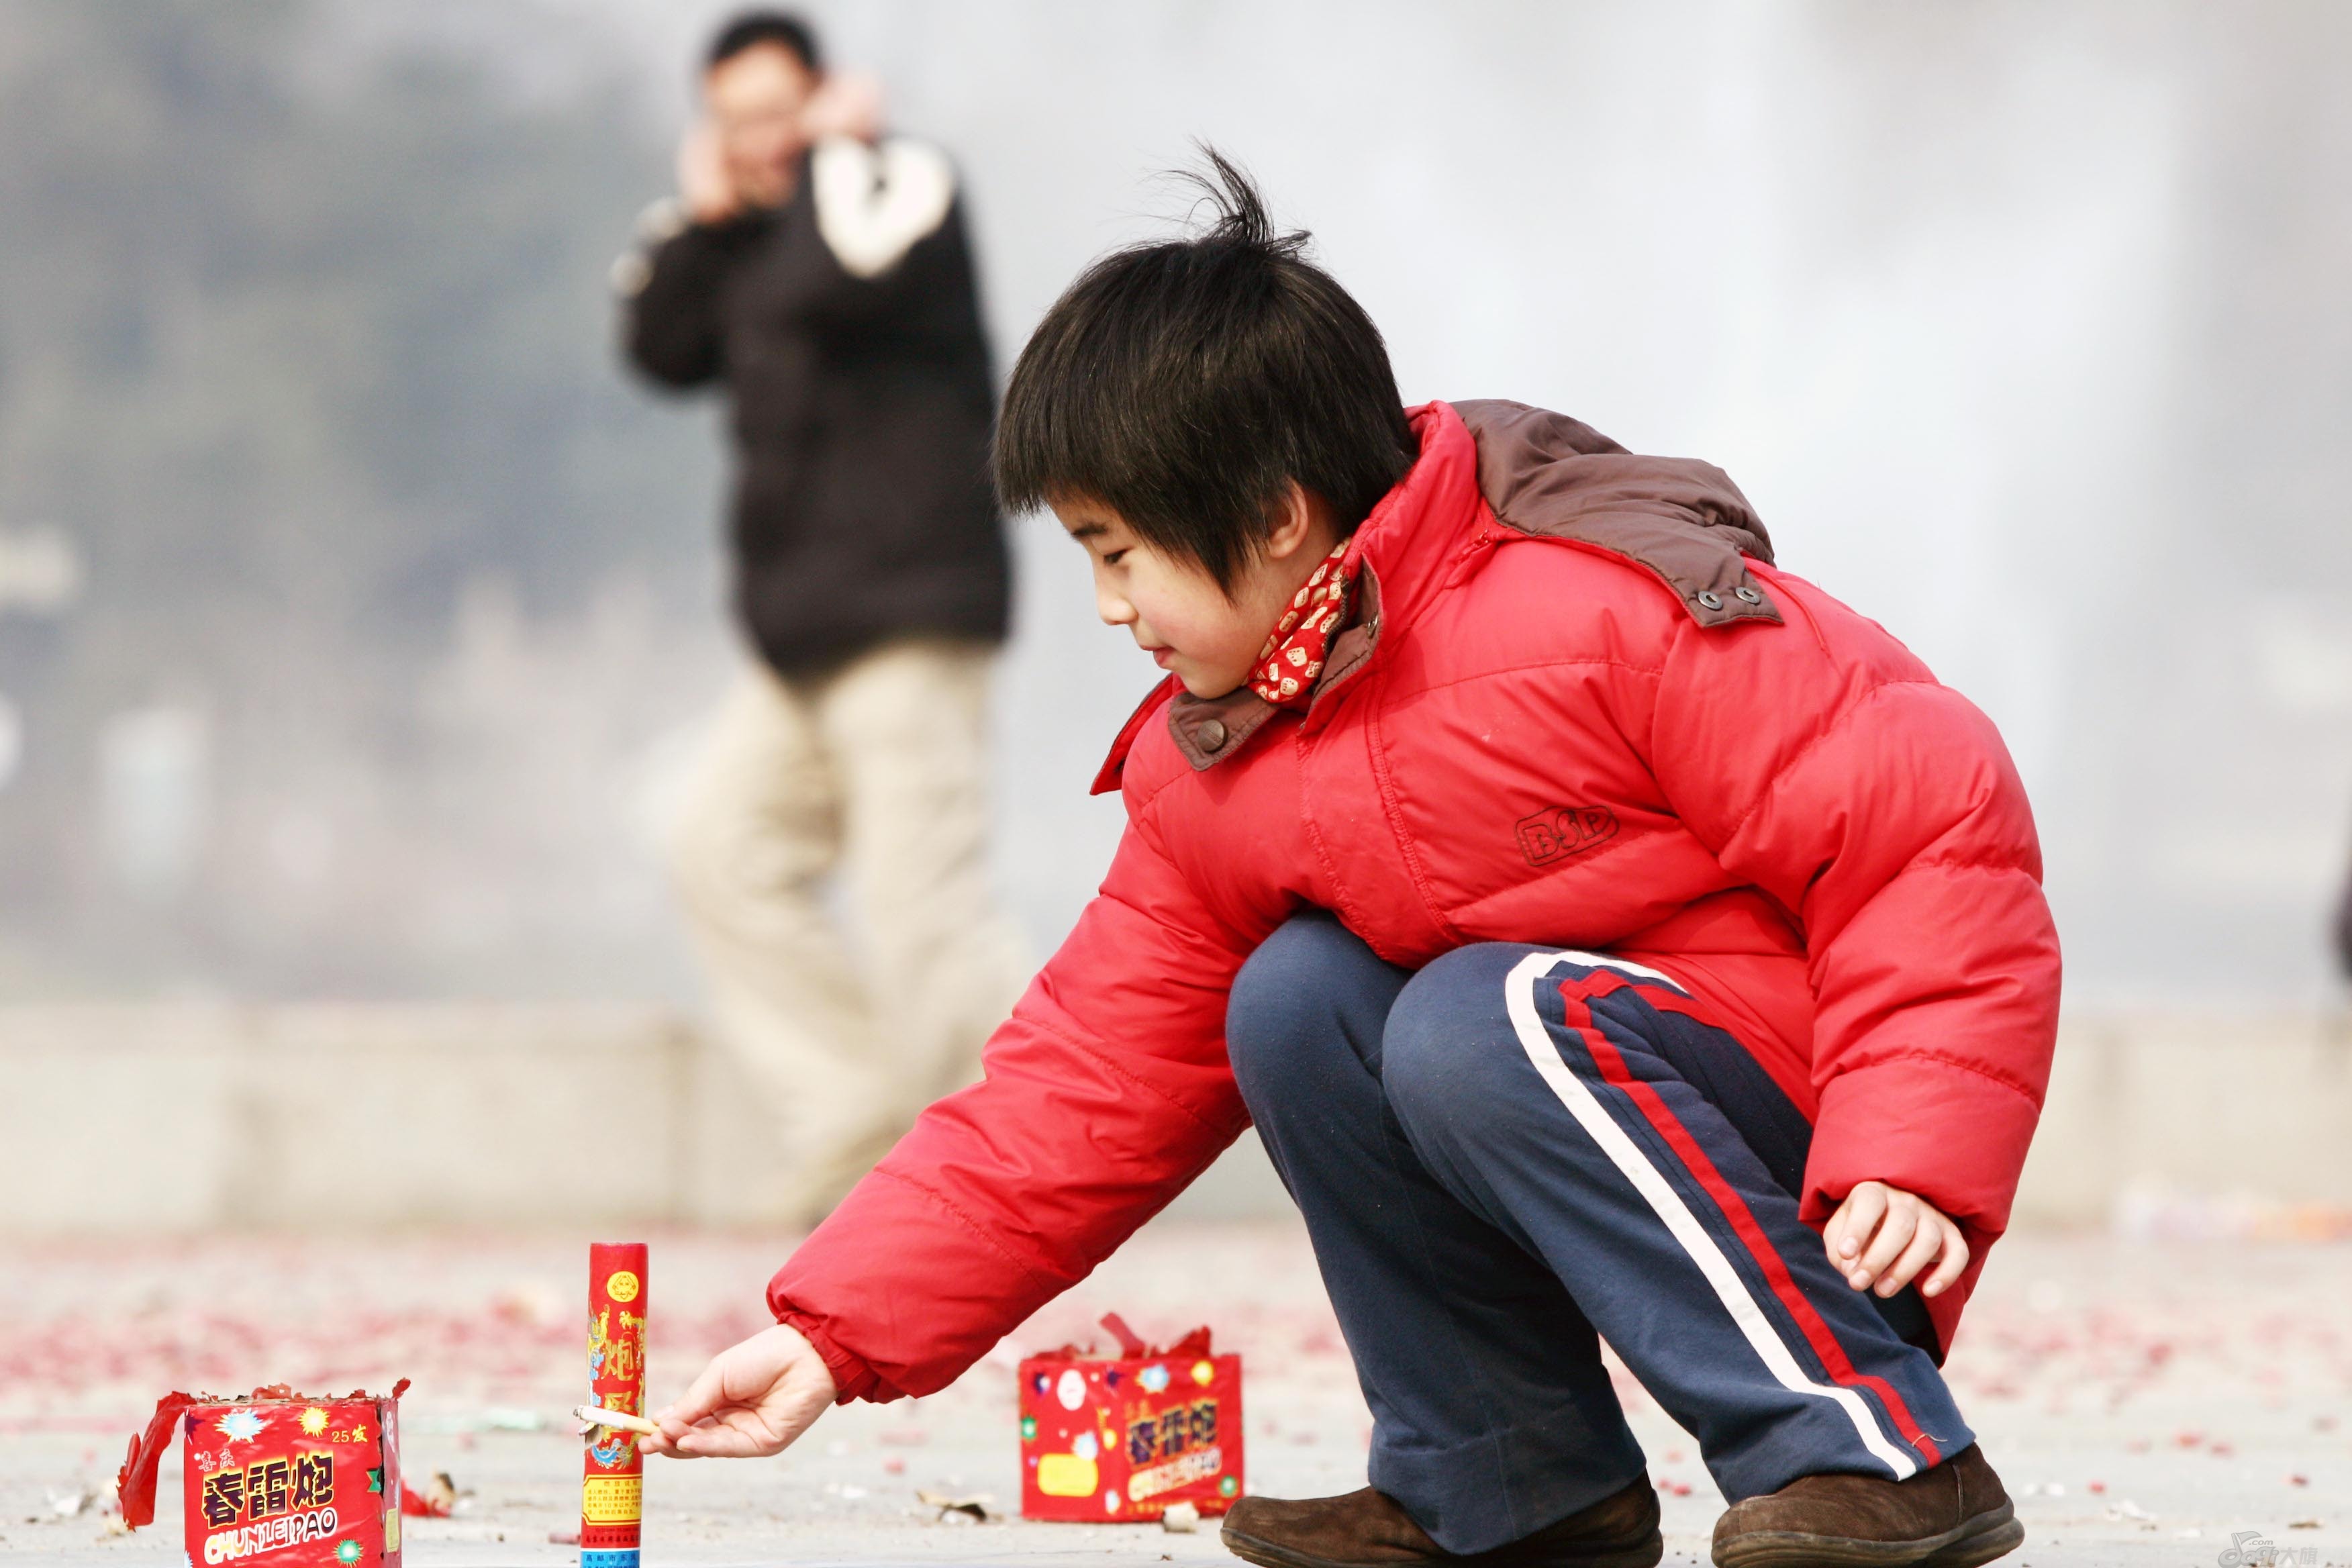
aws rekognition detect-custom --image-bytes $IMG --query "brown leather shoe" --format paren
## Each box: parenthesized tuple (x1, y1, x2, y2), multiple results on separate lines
(1220, 1478, 1662, 1568)
(1710, 1444, 2023, 1567)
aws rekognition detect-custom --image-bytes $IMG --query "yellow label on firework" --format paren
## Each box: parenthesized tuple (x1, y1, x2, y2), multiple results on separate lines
(1035, 1453, 1099, 1498)
(583, 1475, 644, 1523)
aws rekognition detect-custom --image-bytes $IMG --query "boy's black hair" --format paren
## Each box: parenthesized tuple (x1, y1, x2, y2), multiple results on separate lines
(995, 150, 1418, 593)
(706, 9, 822, 75)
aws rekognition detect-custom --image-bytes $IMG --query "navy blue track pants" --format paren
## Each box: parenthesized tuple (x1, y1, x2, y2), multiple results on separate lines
(1226, 912, 1970, 1554)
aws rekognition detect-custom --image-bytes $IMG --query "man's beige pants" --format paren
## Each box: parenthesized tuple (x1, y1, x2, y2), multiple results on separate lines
(665, 639, 1030, 1225)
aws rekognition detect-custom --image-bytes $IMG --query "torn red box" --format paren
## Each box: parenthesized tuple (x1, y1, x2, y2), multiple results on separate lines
(1019, 1314, 1243, 1522)
(117, 1382, 407, 1565)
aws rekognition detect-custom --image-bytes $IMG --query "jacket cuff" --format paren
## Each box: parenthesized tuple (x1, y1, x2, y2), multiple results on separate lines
(1798, 1055, 2042, 1237)
(775, 1308, 900, 1406)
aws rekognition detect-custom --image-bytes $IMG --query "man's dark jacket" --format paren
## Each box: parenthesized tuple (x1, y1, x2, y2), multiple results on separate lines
(624, 156, 1010, 677)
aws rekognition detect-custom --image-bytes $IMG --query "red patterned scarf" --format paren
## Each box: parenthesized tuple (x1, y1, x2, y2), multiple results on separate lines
(1248, 538, 1359, 709)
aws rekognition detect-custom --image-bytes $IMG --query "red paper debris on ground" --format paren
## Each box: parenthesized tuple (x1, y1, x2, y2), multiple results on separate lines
(117, 1381, 409, 1566)
(1020, 1314, 1243, 1522)
(398, 1470, 456, 1518)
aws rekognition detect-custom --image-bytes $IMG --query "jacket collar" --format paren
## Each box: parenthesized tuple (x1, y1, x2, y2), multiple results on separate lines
(1165, 567, 1388, 769)
(1099, 399, 1776, 786)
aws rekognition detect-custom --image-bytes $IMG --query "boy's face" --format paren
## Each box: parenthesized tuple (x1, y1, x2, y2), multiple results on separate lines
(1057, 489, 1338, 701)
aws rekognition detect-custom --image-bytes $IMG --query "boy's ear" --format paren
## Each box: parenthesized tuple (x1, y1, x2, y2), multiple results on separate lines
(1261, 482, 1316, 561)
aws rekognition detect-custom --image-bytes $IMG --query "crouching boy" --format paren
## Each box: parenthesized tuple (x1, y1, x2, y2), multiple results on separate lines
(643, 156, 2059, 1568)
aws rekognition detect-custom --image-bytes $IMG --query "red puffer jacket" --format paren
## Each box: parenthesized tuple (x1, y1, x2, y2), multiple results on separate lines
(771, 399, 2060, 1398)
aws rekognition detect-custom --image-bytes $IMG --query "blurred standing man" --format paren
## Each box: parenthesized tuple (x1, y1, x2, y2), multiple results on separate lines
(616, 11, 1026, 1225)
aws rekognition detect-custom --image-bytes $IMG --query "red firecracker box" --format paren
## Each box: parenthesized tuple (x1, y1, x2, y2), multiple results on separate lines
(1020, 1314, 1242, 1522)
(117, 1383, 408, 1566)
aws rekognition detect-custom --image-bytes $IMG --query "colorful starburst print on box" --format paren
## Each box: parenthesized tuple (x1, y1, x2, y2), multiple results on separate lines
(115, 1383, 409, 1565)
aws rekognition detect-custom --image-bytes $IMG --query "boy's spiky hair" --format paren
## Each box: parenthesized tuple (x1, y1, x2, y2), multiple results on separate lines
(994, 150, 1418, 592)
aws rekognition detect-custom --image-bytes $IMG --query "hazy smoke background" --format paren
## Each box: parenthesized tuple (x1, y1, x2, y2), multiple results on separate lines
(1, 0, 2346, 1008)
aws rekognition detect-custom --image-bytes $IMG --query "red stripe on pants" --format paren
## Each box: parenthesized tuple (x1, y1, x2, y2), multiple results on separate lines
(1554, 973, 1943, 1467)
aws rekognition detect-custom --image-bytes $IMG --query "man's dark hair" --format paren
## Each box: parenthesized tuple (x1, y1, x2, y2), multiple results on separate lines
(995, 150, 1417, 593)
(706, 9, 822, 75)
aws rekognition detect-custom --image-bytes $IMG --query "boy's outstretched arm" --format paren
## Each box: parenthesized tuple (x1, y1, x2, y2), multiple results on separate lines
(1649, 573, 2061, 1326)
(651, 785, 1263, 1451)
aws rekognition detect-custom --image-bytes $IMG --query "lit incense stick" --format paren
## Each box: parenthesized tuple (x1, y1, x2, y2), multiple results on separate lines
(574, 1404, 660, 1436)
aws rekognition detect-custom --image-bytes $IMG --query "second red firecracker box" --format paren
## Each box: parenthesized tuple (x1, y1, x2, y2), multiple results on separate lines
(1019, 1315, 1243, 1522)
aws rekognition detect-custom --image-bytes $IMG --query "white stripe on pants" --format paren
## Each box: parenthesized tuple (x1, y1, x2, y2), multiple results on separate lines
(1503, 949, 1919, 1479)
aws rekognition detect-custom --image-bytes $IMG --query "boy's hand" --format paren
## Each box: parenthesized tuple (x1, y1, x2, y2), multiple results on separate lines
(641, 1324, 837, 1459)
(1822, 1181, 1970, 1300)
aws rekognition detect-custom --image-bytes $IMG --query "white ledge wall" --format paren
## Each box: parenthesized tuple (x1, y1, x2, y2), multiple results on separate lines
(7, 1006, 2349, 1235)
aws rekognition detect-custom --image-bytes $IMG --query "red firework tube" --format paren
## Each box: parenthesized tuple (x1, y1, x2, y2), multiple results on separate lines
(581, 1242, 648, 1568)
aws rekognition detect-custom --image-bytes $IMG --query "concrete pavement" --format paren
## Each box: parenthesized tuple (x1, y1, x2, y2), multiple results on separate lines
(5, 1220, 2345, 1567)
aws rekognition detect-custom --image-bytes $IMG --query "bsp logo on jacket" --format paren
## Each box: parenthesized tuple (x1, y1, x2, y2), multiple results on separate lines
(1515, 804, 1620, 868)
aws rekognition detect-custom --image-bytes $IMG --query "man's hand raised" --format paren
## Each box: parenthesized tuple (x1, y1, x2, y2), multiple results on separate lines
(642, 1323, 838, 1459)
(677, 122, 739, 225)
(1822, 1180, 1971, 1300)
(798, 70, 884, 144)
